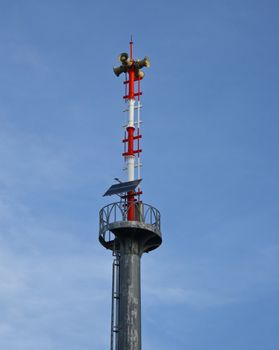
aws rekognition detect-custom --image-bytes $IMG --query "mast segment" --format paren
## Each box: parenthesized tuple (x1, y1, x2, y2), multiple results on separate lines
(113, 39, 150, 220)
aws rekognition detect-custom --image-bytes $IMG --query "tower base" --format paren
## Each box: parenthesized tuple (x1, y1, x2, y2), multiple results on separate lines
(99, 202, 162, 350)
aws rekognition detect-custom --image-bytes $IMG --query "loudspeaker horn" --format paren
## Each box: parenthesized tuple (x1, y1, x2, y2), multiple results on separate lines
(118, 52, 129, 63)
(113, 65, 126, 77)
(135, 69, 145, 79)
(136, 56, 151, 69)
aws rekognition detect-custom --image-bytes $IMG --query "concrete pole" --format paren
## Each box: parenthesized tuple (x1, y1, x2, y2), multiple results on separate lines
(118, 237, 142, 350)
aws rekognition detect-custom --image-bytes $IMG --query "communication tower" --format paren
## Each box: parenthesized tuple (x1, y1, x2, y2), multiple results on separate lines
(99, 38, 162, 350)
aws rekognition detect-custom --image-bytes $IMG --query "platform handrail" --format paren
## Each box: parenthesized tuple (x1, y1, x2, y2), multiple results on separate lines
(99, 201, 161, 244)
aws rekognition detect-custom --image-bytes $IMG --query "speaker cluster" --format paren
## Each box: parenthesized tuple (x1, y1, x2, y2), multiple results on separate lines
(113, 52, 150, 78)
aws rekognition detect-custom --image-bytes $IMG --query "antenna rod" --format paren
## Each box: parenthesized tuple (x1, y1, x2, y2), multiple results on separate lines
(130, 35, 133, 59)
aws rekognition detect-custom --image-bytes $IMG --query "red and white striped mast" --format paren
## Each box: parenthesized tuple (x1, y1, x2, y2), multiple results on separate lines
(114, 38, 150, 220)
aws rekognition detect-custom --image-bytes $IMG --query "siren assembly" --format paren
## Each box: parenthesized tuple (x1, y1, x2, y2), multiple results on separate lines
(113, 51, 150, 78)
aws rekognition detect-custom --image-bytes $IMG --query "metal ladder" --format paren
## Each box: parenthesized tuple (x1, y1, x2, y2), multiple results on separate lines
(110, 243, 120, 350)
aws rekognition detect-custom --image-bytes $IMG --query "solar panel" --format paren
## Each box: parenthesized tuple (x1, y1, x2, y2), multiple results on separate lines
(103, 179, 142, 197)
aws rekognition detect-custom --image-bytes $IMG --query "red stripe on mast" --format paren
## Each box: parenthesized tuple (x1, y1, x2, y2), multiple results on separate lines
(128, 69, 135, 99)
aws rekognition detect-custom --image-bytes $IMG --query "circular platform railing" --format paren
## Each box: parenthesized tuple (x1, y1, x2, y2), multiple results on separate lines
(99, 201, 161, 247)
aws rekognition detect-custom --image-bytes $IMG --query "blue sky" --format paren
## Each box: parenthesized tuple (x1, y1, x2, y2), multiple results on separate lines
(0, 0, 278, 349)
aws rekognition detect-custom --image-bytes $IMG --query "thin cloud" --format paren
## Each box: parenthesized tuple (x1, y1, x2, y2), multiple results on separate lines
(9, 43, 49, 72)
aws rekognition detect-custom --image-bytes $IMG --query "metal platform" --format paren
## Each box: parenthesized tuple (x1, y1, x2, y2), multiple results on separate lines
(99, 201, 162, 253)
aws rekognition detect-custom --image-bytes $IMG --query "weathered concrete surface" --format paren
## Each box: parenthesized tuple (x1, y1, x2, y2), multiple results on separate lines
(118, 238, 141, 350)
(108, 221, 162, 350)
(108, 221, 162, 253)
